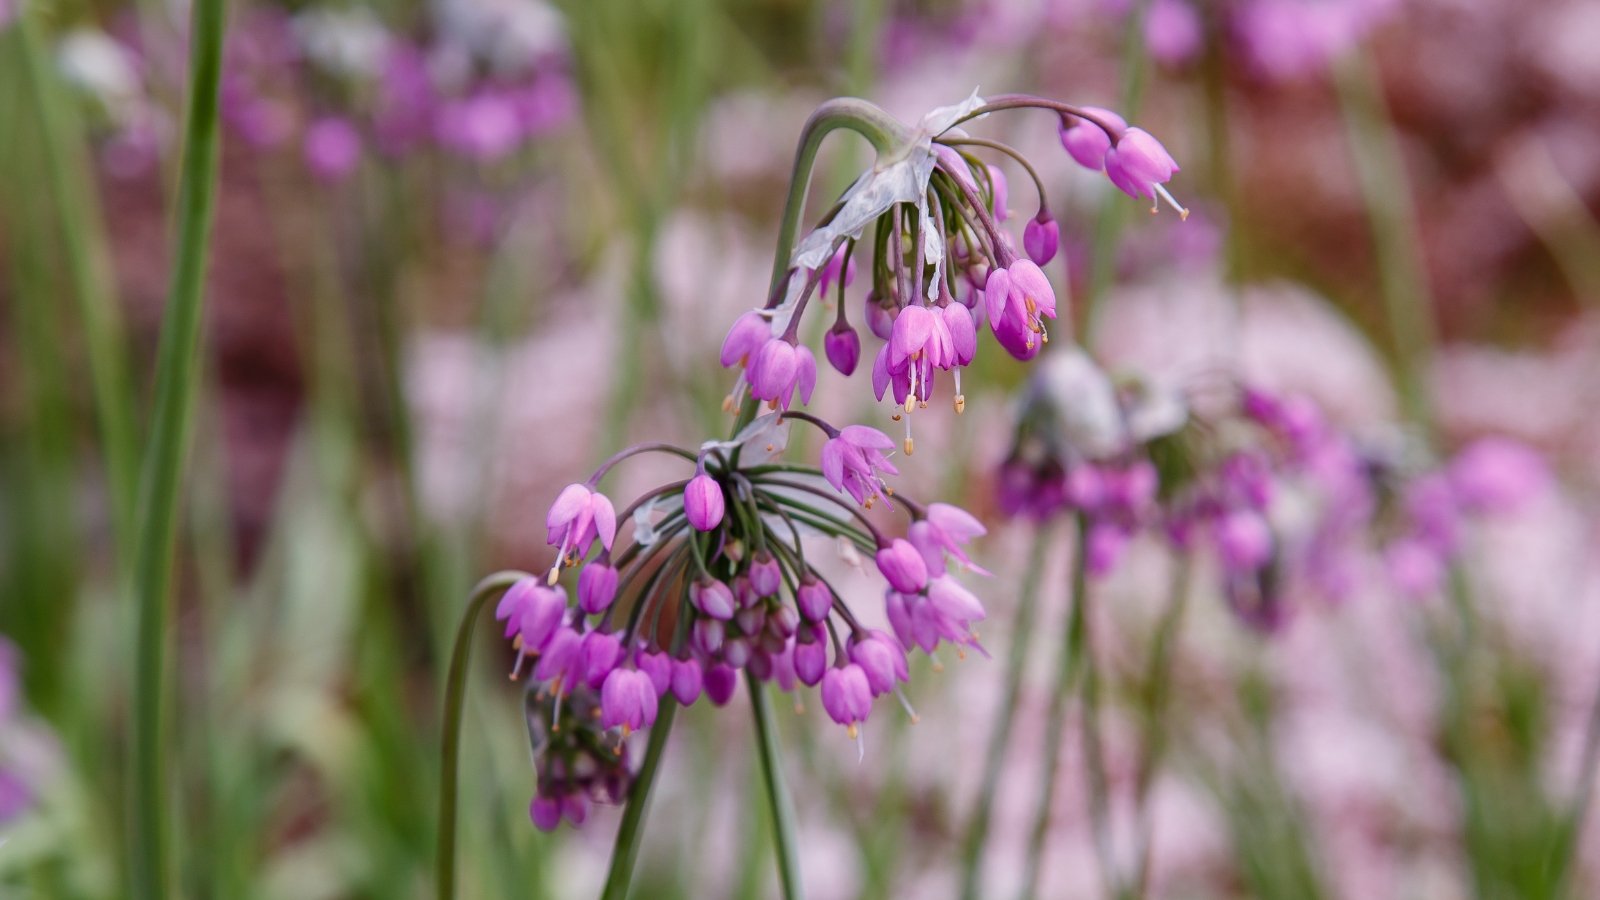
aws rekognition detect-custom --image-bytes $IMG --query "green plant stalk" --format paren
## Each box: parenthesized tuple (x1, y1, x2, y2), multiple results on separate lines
(958, 528, 1052, 900)
(14, 14, 139, 554)
(1017, 518, 1092, 900)
(1078, 590, 1120, 900)
(435, 570, 530, 900)
(599, 700, 681, 900)
(748, 673, 804, 899)
(1128, 558, 1192, 899)
(1335, 50, 1438, 428)
(127, 0, 229, 892)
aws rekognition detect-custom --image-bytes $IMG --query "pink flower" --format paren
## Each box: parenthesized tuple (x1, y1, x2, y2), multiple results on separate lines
(876, 538, 929, 594)
(684, 472, 725, 531)
(546, 483, 617, 580)
(600, 668, 658, 732)
(984, 259, 1057, 354)
(691, 578, 736, 620)
(1105, 129, 1185, 217)
(821, 425, 899, 507)
(824, 321, 861, 375)
(820, 664, 873, 735)
(577, 562, 618, 614)
(1058, 107, 1127, 171)
(720, 310, 770, 367)
(849, 631, 909, 696)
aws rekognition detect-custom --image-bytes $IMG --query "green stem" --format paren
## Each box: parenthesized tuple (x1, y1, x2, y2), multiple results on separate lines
(435, 570, 530, 900)
(1017, 518, 1091, 900)
(1128, 557, 1192, 899)
(748, 672, 804, 900)
(599, 700, 681, 900)
(1334, 51, 1438, 428)
(128, 0, 229, 893)
(767, 98, 912, 295)
(14, 14, 138, 553)
(958, 528, 1051, 900)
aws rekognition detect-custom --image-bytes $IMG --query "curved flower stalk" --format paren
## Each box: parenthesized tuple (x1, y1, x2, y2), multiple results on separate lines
(720, 91, 1184, 457)
(441, 91, 1183, 900)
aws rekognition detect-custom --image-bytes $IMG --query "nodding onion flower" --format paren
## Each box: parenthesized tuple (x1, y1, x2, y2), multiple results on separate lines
(480, 91, 1185, 831)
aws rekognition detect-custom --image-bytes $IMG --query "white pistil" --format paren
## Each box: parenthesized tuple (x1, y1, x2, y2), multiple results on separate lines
(895, 687, 920, 723)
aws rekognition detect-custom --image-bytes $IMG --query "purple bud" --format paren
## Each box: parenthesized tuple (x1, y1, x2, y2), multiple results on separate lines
(1023, 213, 1060, 266)
(768, 603, 800, 639)
(670, 657, 703, 705)
(691, 579, 735, 620)
(530, 795, 562, 831)
(723, 636, 752, 669)
(562, 794, 590, 827)
(692, 618, 726, 655)
(876, 539, 929, 594)
(578, 562, 618, 614)
(793, 636, 827, 686)
(749, 553, 782, 597)
(704, 663, 738, 706)
(635, 648, 672, 696)
(825, 322, 861, 376)
(684, 473, 726, 532)
(579, 631, 623, 689)
(303, 117, 362, 183)
(820, 664, 873, 731)
(1215, 509, 1273, 572)
(734, 606, 766, 638)
(747, 649, 773, 681)
(795, 577, 833, 622)
(865, 293, 895, 341)
(849, 632, 908, 696)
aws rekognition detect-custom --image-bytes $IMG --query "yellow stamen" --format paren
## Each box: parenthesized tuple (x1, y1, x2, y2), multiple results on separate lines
(847, 723, 859, 740)
(903, 437, 915, 456)
(954, 395, 966, 414)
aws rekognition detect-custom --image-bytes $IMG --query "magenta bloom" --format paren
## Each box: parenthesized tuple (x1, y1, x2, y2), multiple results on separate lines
(1145, 0, 1203, 66)
(1024, 212, 1060, 266)
(820, 664, 873, 734)
(1447, 438, 1548, 515)
(691, 578, 736, 620)
(684, 473, 725, 532)
(720, 310, 770, 367)
(704, 663, 738, 706)
(1058, 107, 1126, 171)
(494, 576, 539, 638)
(941, 303, 977, 367)
(670, 657, 703, 705)
(600, 668, 659, 732)
(876, 538, 929, 594)
(794, 631, 827, 686)
(692, 618, 725, 655)
(635, 647, 673, 696)
(1214, 509, 1273, 572)
(984, 260, 1057, 352)
(909, 503, 989, 576)
(926, 575, 986, 626)
(529, 795, 562, 832)
(822, 425, 899, 507)
(849, 631, 909, 696)
(303, 117, 362, 183)
(578, 631, 624, 689)
(749, 552, 782, 597)
(532, 626, 581, 683)
(546, 483, 617, 576)
(796, 577, 833, 622)
(1105, 129, 1181, 202)
(578, 562, 618, 614)
(748, 339, 816, 409)
(517, 583, 568, 652)
(825, 321, 861, 376)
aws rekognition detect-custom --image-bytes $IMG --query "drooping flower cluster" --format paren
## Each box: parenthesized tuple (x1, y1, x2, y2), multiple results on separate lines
(60, 5, 576, 191)
(501, 411, 989, 828)
(997, 352, 1551, 630)
(486, 92, 1181, 831)
(719, 93, 1183, 456)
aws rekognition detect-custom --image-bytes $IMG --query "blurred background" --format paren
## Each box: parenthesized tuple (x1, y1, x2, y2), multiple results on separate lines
(3, 0, 1600, 896)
